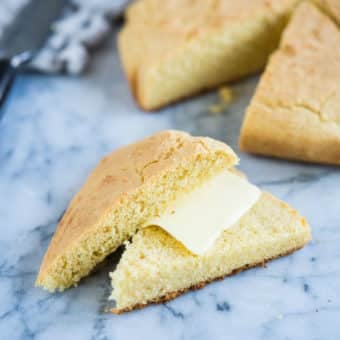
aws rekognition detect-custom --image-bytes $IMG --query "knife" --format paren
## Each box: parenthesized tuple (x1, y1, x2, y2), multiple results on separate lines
(0, 0, 68, 112)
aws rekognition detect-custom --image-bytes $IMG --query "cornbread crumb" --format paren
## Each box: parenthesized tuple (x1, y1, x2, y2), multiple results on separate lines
(219, 87, 233, 105)
(209, 104, 224, 115)
(209, 87, 234, 115)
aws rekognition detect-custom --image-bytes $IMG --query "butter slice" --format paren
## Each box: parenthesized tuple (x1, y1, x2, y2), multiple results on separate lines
(146, 170, 261, 254)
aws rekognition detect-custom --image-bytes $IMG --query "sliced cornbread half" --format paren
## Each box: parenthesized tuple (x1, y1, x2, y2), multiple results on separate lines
(119, 0, 301, 110)
(110, 191, 311, 313)
(36, 130, 237, 291)
(313, 0, 340, 25)
(239, 2, 340, 165)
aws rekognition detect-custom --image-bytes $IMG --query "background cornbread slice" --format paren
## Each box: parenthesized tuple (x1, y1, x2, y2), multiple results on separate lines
(118, 0, 301, 110)
(110, 192, 311, 313)
(36, 130, 237, 291)
(239, 2, 340, 165)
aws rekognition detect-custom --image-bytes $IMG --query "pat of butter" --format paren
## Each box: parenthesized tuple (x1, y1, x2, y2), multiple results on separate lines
(146, 170, 261, 255)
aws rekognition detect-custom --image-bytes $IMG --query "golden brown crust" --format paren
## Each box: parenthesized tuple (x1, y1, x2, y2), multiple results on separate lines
(36, 130, 237, 288)
(111, 245, 304, 314)
(239, 2, 340, 165)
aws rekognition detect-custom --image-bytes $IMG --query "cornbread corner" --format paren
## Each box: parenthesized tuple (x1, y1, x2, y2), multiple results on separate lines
(313, 0, 340, 25)
(110, 191, 311, 313)
(118, 0, 301, 111)
(239, 2, 340, 165)
(36, 130, 238, 292)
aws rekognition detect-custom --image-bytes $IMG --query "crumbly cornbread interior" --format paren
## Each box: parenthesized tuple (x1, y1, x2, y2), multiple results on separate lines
(119, 0, 301, 110)
(110, 191, 311, 312)
(36, 131, 237, 291)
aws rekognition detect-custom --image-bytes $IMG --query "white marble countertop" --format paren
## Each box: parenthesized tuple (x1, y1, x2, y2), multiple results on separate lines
(1, 31, 340, 340)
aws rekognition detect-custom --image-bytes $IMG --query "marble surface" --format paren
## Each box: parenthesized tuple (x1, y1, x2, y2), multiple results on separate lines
(1, 29, 340, 340)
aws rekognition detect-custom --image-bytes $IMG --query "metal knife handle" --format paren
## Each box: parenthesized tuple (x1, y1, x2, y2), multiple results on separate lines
(0, 52, 32, 113)
(0, 59, 16, 109)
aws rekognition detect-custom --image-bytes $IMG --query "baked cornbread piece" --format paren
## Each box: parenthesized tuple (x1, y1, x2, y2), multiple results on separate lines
(110, 191, 311, 313)
(314, 0, 340, 25)
(119, 0, 301, 110)
(239, 2, 340, 165)
(36, 131, 237, 291)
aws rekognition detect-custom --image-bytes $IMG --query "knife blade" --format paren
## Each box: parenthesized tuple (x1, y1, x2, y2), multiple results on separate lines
(0, 0, 68, 112)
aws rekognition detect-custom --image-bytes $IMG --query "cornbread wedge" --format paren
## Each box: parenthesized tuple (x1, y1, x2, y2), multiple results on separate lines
(239, 2, 340, 165)
(110, 191, 311, 313)
(36, 131, 237, 291)
(119, 0, 301, 110)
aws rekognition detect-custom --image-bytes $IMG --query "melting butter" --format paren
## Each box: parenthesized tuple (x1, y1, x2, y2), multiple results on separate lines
(146, 170, 261, 255)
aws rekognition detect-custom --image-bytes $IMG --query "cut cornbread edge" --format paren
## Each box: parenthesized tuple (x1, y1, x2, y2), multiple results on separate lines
(120, 15, 286, 111)
(118, 0, 301, 111)
(36, 130, 238, 292)
(111, 245, 306, 314)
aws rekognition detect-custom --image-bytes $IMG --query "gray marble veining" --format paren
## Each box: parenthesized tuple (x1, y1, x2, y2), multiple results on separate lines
(1, 30, 339, 340)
